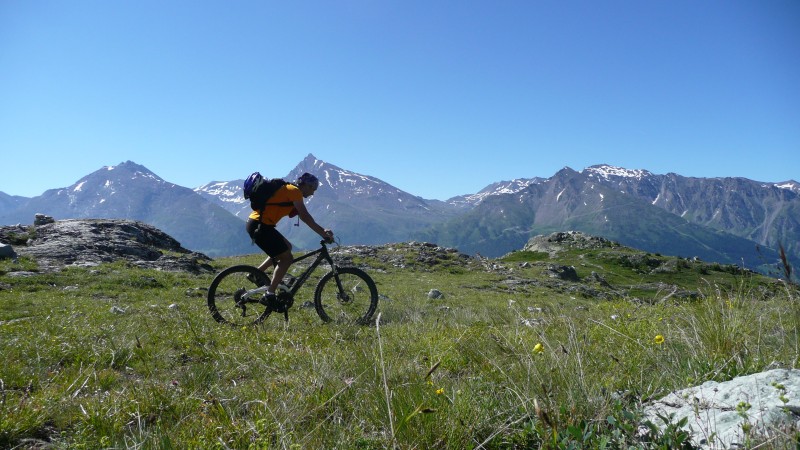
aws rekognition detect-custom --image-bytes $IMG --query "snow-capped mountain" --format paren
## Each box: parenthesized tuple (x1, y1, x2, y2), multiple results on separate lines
(196, 154, 443, 218)
(0, 161, 254, 256)
(194, 179, 248, 218)
(581, 164, 800, 260)
(1, 157, 797, 272)
(420, 164, 799, 271)
(195, 156, 542, 218)
(445, 178, 545, 209)
(196, 154, 463, 249)
(585, 163, 799, 195)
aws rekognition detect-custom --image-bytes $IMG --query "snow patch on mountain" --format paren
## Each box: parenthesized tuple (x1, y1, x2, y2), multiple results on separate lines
(194, 181, 246, 205)
(314, 163, 404, 199)
(196, 182, 239, 197)
(583, 164, 652, 180)
(329, 169, 381, 194)
(774, 181, 800, 193)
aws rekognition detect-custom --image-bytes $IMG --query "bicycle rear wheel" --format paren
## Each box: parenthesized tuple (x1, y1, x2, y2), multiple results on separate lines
(208, 265, 272, 326)
(314, 267, 378, 325)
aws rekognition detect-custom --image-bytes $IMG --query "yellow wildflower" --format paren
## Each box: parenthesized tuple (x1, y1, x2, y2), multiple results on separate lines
(533, 343, 544, 354)
(654, 335, 665, 345)
(436, 388, 444, 395)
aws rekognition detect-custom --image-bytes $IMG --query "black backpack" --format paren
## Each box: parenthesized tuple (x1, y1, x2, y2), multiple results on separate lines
(243, 172, 293, 212)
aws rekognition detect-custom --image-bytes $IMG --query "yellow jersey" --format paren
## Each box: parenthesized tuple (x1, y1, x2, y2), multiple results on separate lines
(248, 183, 303, 225)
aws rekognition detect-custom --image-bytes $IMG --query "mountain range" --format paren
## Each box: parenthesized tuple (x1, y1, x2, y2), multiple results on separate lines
(420, 166, 799, 271)
(1, 154, 797, 274)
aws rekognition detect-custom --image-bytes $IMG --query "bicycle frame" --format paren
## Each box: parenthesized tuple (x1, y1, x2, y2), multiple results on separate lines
(239, 241, 337, 302)
(208, 238, 378, 326)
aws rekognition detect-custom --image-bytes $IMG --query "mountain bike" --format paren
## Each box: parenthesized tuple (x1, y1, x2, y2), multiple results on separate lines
(207, 239, 379, 326)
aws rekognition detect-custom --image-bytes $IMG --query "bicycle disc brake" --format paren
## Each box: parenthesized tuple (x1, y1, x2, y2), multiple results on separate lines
(338, 292, 353, 304)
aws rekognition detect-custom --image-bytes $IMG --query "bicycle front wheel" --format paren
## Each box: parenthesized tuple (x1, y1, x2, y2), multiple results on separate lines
(314, 267, 378, 325)
(208, 265, 272, 326)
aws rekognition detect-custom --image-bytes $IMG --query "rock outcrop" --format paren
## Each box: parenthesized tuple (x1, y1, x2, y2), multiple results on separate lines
(0, 243, 16, 260)
(0, 218, 213, 273)
(643, 369, 800, 449)
(522, 231, 621, 256)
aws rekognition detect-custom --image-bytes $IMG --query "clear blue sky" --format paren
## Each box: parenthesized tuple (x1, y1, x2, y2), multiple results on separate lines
(2, 1, 798, 200)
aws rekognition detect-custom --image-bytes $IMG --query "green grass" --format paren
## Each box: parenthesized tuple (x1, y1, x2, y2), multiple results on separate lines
(1, 246, 799, 449)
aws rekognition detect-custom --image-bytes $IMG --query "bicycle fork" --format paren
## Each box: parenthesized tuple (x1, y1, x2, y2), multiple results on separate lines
(330, 268, 359, 304)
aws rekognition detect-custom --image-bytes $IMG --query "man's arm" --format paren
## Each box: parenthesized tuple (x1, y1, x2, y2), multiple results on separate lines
(293, 199, 333, 241)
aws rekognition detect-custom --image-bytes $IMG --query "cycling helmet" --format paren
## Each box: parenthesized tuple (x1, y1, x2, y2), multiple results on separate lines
(297, 172, 320, 189)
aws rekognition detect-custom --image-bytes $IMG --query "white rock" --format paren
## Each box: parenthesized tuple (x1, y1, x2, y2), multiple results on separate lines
(428, 289, 444, 299)
(643, 369, 800, 449)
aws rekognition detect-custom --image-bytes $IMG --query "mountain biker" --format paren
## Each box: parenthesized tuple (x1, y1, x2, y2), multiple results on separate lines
(246, 172, 334, 302)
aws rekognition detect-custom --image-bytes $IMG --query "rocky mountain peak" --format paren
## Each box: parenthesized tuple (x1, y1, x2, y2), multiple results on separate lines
(110, 160, 153, 172)
(288, 154, 405, 199)
(64, 160, 170, 200)
(103, 161, 165, 182)
(551, 166, 581, 179)
(299, 153, 325, 170)
(446, 178, 543, 208)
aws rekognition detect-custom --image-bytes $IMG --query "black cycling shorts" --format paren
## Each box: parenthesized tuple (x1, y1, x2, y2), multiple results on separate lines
(246, 219, 290, 258)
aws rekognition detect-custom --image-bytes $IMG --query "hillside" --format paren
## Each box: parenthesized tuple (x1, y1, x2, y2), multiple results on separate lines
(334, 231, 789, 302)
(1, 220, 797, 449)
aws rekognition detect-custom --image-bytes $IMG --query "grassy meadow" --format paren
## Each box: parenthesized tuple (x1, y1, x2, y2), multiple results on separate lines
(1, 242, 799, 449)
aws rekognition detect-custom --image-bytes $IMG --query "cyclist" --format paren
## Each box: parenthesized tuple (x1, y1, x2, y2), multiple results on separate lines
(246, 172, 334, 302)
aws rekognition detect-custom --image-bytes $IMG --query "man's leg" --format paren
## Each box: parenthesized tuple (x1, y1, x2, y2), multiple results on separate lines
(268, 249, 293, 294)
(257, 257, 273, 272)
(257, 236, 291, 273)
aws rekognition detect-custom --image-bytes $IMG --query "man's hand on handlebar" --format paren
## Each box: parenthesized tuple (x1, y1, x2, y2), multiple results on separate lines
(322, 229, 334, 244)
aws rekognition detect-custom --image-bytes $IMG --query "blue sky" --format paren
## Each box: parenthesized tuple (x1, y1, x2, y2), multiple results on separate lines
(2, 1, 798, 200)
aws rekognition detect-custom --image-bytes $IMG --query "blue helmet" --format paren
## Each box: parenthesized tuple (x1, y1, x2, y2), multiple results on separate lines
(298, 172, 320, 189)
